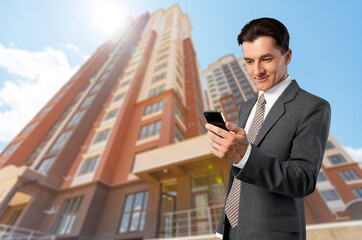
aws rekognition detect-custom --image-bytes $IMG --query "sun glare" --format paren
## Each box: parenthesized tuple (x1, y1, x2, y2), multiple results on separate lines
(91, 0, 128, 37)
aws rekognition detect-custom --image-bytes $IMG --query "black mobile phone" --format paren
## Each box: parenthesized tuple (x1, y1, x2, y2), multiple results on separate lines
(204, 110, 228, 131)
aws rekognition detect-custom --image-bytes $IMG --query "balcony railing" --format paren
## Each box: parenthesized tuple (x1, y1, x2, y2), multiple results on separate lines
(0, 224, 56, 240)
(159, 204, 224, 238)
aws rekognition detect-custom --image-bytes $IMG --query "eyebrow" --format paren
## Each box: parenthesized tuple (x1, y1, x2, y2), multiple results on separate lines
(244, 53, 275, 60)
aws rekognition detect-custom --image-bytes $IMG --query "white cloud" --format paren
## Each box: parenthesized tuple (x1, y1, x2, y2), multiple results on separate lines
(0, 44, 78, 143)
(344, 146, 362, 162)
(59, 43, 79, 51)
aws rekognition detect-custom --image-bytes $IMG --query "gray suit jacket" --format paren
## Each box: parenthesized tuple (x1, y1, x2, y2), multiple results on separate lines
(217, 80, 331, 240)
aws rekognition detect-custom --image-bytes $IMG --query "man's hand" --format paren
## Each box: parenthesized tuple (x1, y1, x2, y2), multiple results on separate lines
(205, 122, 249, 164)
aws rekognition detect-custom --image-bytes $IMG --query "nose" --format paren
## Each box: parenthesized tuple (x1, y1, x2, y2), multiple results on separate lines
(253, 62, 265, 76)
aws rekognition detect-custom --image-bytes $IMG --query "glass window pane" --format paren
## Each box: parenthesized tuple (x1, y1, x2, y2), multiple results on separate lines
(134, 193, 143, 211)
(130, 212, 140, 231)
(124, 195, 134, 212)
(119, 213, 130, 233)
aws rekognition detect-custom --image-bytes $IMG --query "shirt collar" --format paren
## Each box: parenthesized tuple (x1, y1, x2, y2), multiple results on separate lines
(258, 76, 292, 105)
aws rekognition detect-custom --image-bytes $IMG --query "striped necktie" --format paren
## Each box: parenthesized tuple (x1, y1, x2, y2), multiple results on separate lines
(224, 93, 266, 228)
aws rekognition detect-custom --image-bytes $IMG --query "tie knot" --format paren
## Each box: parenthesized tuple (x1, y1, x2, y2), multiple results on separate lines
(258, 94, 266, 105)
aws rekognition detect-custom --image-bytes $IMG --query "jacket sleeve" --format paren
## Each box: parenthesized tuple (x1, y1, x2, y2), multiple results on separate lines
(234, 99, 331, 198)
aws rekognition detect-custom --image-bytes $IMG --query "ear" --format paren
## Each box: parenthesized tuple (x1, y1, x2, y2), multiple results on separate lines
(285, 49, 292, 65)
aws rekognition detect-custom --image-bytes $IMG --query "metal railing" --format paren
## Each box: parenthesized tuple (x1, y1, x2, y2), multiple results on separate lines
(159, 204, 224, 238)
(0, 224, 56, 240)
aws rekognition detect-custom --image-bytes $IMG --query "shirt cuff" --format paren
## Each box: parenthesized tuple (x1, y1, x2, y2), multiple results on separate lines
(233, 143, 251, 169)
(215, 232, 223, 239)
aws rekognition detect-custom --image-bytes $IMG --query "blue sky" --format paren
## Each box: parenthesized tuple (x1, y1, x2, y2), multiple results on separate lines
(1, 0, 362, 161)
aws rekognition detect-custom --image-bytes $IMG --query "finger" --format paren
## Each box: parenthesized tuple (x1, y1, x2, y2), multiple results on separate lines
(207, 130, 224, 147)
(210, 138, 226, 151)
(205, 123, 229, 138)
(226, 122, 245, 135)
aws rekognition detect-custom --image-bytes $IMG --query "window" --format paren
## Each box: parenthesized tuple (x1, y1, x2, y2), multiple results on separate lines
(39, 106, 52, 116)
(139, 121, 161, 140)
(91, 83, 102, 93)
(156, 54, 168, 62)
(36, 157, 56, 174)
(104, 109, 119, 121)
(222, 98, 233, 104)
(175, 105, 184, 122)
(51, 196, 83, 235)
(66, 111, 85, 128)
(352, 187, 362, 199)
(176, 76, 183, 89)
(224, 105, 234, 111)
(191, 171, 225, 205)
(175, 125, 184, 142)
(125, 69, 135, 76)
(119, 80, 131, 88)
(144, 101, 164, 115)
(93, 129, 111, 144)
(148, 85, 165, 97)
(227, 112, 239, 119)
(325, 141, 335, 150)
(154, 62, 168, 72)
(99, 70, 111, 81)
(119, 192, 148, 233)
(1, 142, 20, 157)
(80, 95, 95, 109)
(177, 65, 183, 77)
(106, 62, 116, 71)
(61, 105, 74, 119)
(77, 155, 100, 175)
(317, 172, 328, 182)
(328, 154, 348, 165)
(27, 141, 47, 164)
(339, 169, 360, 181)
(49, 131, 72, 152)
(158, 47, 170, 55)
(7, 209, 23, 226)
(113, 93, 126, 103)
(46, 121, 62, 137)
(152, 72, 167, 83)
(22, 122, 38, 134)
(320, 189, 340, 201)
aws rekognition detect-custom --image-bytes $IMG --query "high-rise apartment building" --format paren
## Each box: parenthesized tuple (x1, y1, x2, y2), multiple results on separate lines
(0, 4, 361, 239)
(203, 54, 362, 225)
(203, 54, 257, 123)
(0, 4, 215, 239)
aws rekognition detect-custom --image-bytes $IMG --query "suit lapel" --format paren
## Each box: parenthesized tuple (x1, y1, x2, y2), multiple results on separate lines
(253, 80, 300, 146)
(239, 97, 257, 128)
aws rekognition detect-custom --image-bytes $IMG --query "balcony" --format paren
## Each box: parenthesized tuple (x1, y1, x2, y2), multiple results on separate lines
(157, 204, 223, 239)
(0, 224, 55, 240)
(149, 205, 362, 240)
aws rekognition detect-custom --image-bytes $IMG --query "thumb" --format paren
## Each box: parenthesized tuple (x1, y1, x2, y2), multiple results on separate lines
(226, 122, 244, 134)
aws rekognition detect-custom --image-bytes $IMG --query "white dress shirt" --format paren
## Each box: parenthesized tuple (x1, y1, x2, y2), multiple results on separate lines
(234, 76, 292, 168)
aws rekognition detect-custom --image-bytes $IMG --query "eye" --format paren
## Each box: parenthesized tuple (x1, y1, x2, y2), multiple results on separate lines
(245, 59, 253, 65)
(262, 58, 273, 62)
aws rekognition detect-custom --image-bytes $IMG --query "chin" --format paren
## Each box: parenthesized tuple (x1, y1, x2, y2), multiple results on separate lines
(257, 85, 268, 92)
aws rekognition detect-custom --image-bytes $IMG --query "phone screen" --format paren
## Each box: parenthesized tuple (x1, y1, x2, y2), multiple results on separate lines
(204, 111, 228, 131)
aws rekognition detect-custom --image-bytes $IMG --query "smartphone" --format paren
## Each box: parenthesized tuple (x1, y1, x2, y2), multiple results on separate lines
(204, 110, 228, 131)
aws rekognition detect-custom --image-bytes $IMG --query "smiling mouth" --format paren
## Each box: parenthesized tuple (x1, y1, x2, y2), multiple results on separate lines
(255, 76, 268, 81)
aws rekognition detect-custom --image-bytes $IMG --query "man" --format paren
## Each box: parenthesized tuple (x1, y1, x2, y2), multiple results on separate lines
(205, 18, 331, 240)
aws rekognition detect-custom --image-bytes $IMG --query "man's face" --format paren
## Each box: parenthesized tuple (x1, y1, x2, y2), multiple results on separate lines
(242, 36, 292, 92)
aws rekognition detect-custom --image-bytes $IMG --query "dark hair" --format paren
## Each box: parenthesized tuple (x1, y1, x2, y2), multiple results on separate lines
(237, 17, 290, 53)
